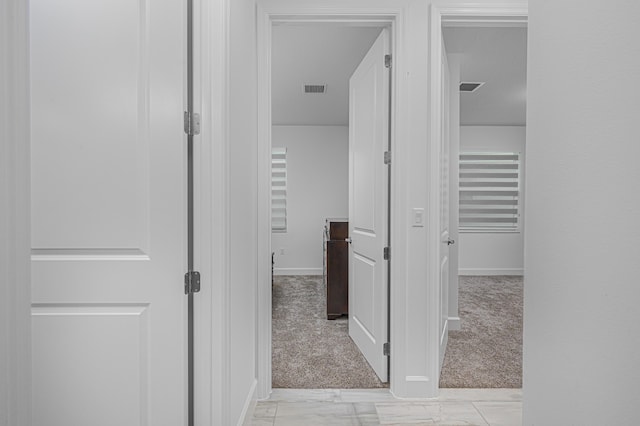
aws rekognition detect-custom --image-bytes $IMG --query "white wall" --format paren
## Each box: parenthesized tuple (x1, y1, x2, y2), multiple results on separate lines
(271, 125, 349, 275)
(229, 0, 258, 422)
(524, 1, 640, 424)
(458, 126, 525, 275)
(0, 0, 31, 424)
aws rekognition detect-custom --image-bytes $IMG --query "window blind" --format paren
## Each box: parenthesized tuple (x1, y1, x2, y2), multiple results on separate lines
(459, 152, 520, 231)
(271, 148, 287, 232)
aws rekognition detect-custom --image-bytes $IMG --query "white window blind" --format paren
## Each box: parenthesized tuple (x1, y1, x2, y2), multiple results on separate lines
(459, 152, 520, 231)
(271, 148, 287, 232)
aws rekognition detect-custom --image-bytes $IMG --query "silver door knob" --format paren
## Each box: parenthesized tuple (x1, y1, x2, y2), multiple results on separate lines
(345, 237, 352, 244)
(445, 238, 455, 245)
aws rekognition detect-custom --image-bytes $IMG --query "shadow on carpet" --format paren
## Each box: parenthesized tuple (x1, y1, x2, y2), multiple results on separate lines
(272, 275, 387, 389)
(440, 275, 523, 388)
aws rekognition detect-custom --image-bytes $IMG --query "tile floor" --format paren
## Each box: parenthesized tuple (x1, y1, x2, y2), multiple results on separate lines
(246, 388, 522, 425)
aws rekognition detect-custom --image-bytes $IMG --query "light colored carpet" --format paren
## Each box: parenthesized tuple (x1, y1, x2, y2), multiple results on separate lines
(439, 275, 523, 388)
(272, 275, 388, 389)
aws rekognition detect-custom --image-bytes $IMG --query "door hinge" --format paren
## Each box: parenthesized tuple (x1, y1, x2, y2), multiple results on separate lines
(384, 151, 391, 165)
(383, 246, 390, 260)
(383, 342, 390, 356)
(384, 54, 392, 69)
(183, 111, 200, 136)
(184, 271, 201, 294)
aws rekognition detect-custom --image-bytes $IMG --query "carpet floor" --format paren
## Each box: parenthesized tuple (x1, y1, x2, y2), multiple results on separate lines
(439, 275, 523, 388)
(272, 275, 388, 389)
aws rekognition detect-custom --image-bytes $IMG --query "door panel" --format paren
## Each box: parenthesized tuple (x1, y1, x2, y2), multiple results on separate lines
(31, 0, 150, 250)
(439, 40, 452, 371)
(348, 28, 390, 382)
(32, 305, 150, 426)
(30, 0, 186, 424)
(353, 254, 376, 339)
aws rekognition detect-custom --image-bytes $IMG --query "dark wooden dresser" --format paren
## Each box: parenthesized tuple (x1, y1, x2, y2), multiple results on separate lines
(324, 219, 349, 320)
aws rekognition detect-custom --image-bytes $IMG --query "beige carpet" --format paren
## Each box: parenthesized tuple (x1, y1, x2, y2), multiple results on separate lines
(272, 275, 387, 389)
(439, 275, 523, 388)
(272, 275, 521, 389)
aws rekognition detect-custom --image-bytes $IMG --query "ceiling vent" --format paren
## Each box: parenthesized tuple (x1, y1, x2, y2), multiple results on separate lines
(459, 82, 485, 92)
(303, 84, 327, 94)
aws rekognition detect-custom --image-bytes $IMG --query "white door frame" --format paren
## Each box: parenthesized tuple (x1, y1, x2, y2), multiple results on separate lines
(256, 1, 408, 399)
(193, 0, 232, 423)
(429, 2, 528, 391)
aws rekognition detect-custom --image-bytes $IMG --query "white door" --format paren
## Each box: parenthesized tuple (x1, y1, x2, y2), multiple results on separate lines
(348, 28, 390, 382)
(439, 41, 452, 370)
(30, 0, 186, 425)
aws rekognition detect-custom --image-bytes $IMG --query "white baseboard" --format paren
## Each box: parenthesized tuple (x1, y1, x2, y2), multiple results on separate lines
(274, 268, 323, 276)
(238, 379, 258, 426)
(459, 268, 524, 276)
(448, 316, 461, 331)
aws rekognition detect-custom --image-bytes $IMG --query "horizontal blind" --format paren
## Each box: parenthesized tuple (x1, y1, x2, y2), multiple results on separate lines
(271, 148, 287, 232)
(459, 152, 520, 231)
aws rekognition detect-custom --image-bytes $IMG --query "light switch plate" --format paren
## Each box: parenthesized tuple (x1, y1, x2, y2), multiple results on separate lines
(412, 208, 424, 227)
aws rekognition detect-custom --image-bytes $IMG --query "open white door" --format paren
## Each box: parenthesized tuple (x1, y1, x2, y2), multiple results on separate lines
(439, 41, 453, 370)
(348, 28, 390, 382)
(30, 0, 186, 424)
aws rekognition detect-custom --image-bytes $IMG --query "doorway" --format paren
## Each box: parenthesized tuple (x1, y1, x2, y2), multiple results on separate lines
(270, 23, 390, 389)
(437, 21, 527, 389)
(257, 14, 397, 396)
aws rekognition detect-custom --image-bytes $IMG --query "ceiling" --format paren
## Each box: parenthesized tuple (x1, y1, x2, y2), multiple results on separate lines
(443, 26, 528, 126)
(272, 25, 383, 126)
(272, 25, 527, 127)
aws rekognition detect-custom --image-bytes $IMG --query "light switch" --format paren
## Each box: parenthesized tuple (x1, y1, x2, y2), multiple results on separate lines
(412, 208, 424, 227)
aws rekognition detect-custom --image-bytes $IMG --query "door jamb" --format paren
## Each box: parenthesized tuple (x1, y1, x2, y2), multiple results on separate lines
(194, 0, 231, 423)
(428, 2, 527, 391)
(256, 2, 405, 400)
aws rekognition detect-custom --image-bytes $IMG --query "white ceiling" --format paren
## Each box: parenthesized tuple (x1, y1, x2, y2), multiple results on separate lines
(443, 26, 528, 126)
(272, 25, 527, 127)
(272, 25, 383, 126)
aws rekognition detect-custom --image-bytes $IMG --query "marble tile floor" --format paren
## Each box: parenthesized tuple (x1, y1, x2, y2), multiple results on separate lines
(247, 388, 522, 426)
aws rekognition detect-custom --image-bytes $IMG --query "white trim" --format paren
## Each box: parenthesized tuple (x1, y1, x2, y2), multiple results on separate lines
(405, 376, 431, 382)
(256, 0, 408, 399)
(196, 0, 231, 423)
(448, 316, 461, 331)
(237, 379, 257, 426)
(30, 248, 151, 262)
(459, 268, 524, 276)
(0, 0, 31, 423)
(430, 1, 528, 395)
(437, 4, 528, 25)
(427, 5, 445, 399)
(256, 3, 273, 400)
(443, 19, 526, 28)
(273, 268, 323, 276)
